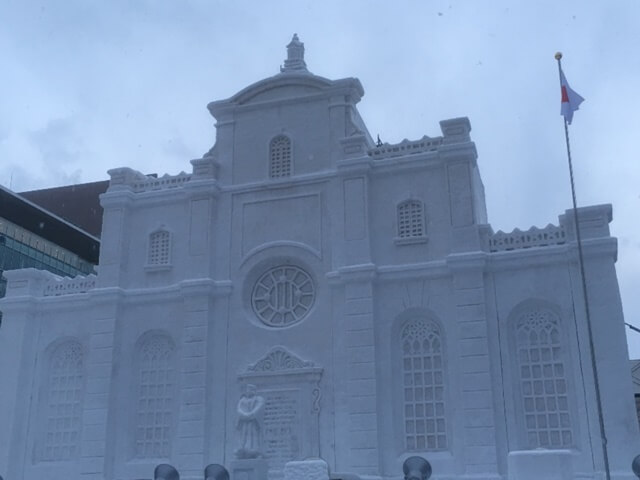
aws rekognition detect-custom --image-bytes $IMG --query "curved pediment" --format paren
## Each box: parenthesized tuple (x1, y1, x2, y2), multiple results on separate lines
(208, 74, 364, 118)
(232, 73, 333, 105)
(207, 73, 339, 117)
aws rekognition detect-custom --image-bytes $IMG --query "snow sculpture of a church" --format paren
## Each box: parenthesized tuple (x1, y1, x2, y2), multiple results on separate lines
(1, 35, 639, 480)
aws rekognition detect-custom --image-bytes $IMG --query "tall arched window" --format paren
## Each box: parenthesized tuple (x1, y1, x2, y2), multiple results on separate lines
(269, 135, 292, 178)
(401, 318, 447, 451)
(134, 334, 176, 459)
(515, 308, 573, 448)
(148, 229, 171, 266)
(397, 200, 425, 239)
(43, 340, 84, 461)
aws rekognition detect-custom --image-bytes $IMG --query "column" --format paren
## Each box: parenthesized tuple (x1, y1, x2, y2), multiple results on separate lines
(333, 270, 380, 475)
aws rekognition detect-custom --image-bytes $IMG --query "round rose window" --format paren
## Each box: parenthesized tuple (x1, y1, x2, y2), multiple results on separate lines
(251, 265, 315, 327)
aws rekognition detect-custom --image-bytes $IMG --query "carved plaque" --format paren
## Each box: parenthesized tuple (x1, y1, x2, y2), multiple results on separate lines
(262, 389, 301, 470)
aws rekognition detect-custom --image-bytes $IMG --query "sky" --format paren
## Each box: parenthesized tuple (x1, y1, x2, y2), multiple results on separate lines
(1, 0, 639, 356)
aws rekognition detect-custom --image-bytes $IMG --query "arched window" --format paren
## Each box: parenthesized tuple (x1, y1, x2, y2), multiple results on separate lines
(148, 229, 171, 266)
(401, 318, 447, 451)
(397, 200, 425, 239)
(514, 308, 573, 448)
(42, 340, 84, 461)
(270, 135, 292, 178)
(134, 334, 176, 459)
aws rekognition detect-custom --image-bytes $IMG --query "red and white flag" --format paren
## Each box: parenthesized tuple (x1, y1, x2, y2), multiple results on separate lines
(559, 67, 584, 125)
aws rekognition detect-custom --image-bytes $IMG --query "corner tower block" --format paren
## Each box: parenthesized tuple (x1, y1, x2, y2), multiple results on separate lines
(206, 34, 371, 185)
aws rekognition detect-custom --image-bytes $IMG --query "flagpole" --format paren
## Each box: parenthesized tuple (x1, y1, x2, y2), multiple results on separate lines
(555, 52, 611, 480)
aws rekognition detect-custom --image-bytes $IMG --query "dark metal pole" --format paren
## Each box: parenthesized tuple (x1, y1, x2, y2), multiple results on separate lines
(626, 322, 640, 334)
(555, 52, 611, 480)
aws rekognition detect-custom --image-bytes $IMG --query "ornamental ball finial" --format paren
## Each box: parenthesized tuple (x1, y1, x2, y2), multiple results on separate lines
(555, 52, 563, 60)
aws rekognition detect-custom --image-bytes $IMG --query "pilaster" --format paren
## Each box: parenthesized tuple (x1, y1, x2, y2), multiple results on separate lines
(175, 283, 215, 479)
(335, 160, 373, 267)
(447, 253, 500, 478)
(98, 184, 135, 287)
(330, 267, 380, 475)
(80, 295, 119, 480)
(0, 269, 52, 479)
(183, 179, 219, 279)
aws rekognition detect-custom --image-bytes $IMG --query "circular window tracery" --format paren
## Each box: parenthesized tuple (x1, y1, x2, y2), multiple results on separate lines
(251, 265, 315, 327)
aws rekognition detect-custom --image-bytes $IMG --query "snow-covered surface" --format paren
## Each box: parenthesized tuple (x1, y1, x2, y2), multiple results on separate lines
(0, 36, 638, 480)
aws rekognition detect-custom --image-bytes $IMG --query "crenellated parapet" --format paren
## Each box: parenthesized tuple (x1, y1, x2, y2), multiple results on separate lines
(107, 168, 192, 194)
(1, 268, 97, 300)
(367, 117, 473, 162)
(129, 172, 191, 193)
(489, 205, 614, 254)
(368, 135, 443, 160)
(43, 274, 97, 297)
(489, 224, 566, 252)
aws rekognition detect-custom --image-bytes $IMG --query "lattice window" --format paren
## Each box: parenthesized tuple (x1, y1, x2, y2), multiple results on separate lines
(397, 200, 425, 238)
(43, 340, 84, 461)
(401, 318, 447, 451)
(270, 135, 292, 178)
(135, 335, 175, 459)
(148, 230, 171, 265)
(515, 309, 573, 448)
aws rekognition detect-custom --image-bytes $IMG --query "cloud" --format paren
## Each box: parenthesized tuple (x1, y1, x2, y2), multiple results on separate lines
(29, 117, 83, 165)
(162, 136, 197, 161)
(2, 0, 640, 355)
(0, 117, 87, 191)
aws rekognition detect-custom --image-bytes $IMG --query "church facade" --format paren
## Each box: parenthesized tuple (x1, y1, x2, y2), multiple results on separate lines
(1, 36, 638, 480)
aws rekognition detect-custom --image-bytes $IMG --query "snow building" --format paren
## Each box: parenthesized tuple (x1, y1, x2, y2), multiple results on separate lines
(1, 35, 639, 480)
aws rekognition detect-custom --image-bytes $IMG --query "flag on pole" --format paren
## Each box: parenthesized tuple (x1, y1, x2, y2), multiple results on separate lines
(559, 67, 584, 125)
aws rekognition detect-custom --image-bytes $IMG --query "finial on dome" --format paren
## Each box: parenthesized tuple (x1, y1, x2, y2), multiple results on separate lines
(280, 33, 308, 73)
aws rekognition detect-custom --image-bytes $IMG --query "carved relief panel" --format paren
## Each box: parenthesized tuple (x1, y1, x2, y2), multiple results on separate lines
(237, 347, 322, 479)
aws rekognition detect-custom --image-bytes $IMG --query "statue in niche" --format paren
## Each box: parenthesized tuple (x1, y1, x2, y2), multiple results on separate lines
(235, 384, 265, 459)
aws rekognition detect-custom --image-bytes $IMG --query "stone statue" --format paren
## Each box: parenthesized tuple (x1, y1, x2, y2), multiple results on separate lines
(235, 384, 265, 458)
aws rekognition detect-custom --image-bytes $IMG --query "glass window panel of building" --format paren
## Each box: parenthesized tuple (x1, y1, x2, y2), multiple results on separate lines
(0, 219, 95, 280)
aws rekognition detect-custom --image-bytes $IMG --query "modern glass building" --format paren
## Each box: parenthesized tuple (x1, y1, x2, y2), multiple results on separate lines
(0, 218, 96, 290)
(0, 184, 100, 318)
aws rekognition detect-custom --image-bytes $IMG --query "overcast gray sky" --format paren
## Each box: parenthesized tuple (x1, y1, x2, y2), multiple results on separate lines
(2, 0, 640, 356)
